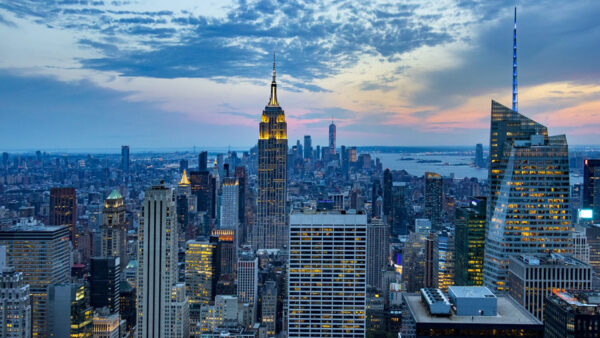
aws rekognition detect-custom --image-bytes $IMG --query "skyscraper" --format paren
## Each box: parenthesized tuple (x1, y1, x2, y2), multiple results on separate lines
(0, 247, 31, 338)
(329, 120, 336, 156)
(90, 256, 120, 314)
(382, 169, 392, 220)
(255, 54, 288, 250)
(484, 104, 572, 292)
(137, 183, 187, 338)
(454, 198, 486, 286)
(121, 145, 130, 171)
(0, 224, 71, 337)
(303, 135, 312, 160)
(48, 283, 93, 338)
(220, 177, 239, 231)
(475, 143, 484, 168)
(367, 218, 389, 290)
(235, 166, 249, 244)
(185, 238, 220, 335)
(424, 172, 443, 230)
(483, 8, 573, 293)
(199, 151, 208, 171)
(101, 189, 127, 270)
(237, 252, 258, 318)
(49, 187, 77, 241)
(583, 159, 600, 222)
(288, 211, 367, 337)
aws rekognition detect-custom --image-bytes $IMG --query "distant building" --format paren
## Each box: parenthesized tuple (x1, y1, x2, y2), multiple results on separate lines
(544, 290, 600, 338)
(391, 182, 407, 236)
(508, 254, 593, 320)
(121, 145, 129, 171)
(288, 211, 367, 337)
(92, 309, 120, 338)
(437, 230, 455, 292)
(303, 135, 312, 160)
(220, 178, 240, 243)
(0, 224, 71, 337)
(237, 253, 258, 309)
(198, 151, 208, 171)
(101, 190, 127, 271)
(329, 120, 336, 157)
(424, 172, 443, 230)
(454, 198, 486, 286)
(475, 143, 484, 168)
(586, 224, 600, 274)
(402, 287, 543, 337)
(49, 187, 77, 241)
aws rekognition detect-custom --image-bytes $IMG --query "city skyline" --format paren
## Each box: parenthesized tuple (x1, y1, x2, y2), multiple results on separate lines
(1, 1, 600, 150)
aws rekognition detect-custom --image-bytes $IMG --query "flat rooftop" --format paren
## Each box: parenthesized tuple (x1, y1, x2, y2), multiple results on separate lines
(449, 286, 496, 299)
(512, 253, 589, 267)
(405, 294, 541, 325)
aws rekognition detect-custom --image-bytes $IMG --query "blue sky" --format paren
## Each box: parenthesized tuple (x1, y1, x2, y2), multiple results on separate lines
(1, 0, 599, 150)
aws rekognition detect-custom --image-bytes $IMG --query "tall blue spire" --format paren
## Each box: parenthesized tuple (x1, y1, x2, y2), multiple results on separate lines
(512, 7, 518, 112)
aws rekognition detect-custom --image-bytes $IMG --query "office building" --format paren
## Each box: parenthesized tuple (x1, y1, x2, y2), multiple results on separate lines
(329, 120, 336, 157)
(288, 211, 367, 337)
(475, 143, 484, 168)
(237, 253, 258, 307)
(382, 169, 392, 219)
(573, 228, 590, 263)
(136, 183, 185, 338)
(92, 308, 120, 338)
(101, 190, 127, 271)
(255, 55, 288, 250)
(544, 290, 600, 338)
(303, 135, 312, 159)
(121, 145, 129, 171)
(437, 230, 455, 292)
(261, 280, 278, 336)
(235, 166, 249, 243)
(90, 256, 121, 314)
(49, 187, 77, 241)
(402, 287, 543, 337)
(119, 282, 136, 333)
(583, 159, 600, 222)
(48, 283, 93, 338)
(508, 254, 593, 320)
(189, 170, 214, 217)
(169, 283, 190, 338)
(220, 177, 239, 234)
(424, 172, 443, 230)
(0, 224, 71, 337)
(455, 198, 486, 286)
(199, 151, 208, 171)
(212, 229, 236, 279)
(587, 224, 600, 273)
(0, 247, 31, 338)
(367, 218, 389, 290)
(185, 238, 220, 335)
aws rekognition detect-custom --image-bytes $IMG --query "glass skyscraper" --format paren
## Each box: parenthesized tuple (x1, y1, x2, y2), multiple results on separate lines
(484, 101, 572, 293)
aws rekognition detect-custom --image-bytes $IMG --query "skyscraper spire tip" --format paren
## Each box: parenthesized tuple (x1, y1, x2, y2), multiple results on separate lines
(512, 6, 518, 112)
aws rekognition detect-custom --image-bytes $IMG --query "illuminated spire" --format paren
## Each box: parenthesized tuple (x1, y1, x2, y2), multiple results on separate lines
(268, 51, 279, 107)
(512, 6, 518, 112)
(179, 169, 190, 185)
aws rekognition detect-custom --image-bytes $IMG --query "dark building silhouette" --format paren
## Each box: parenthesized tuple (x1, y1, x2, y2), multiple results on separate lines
(90, 256, 120, 314)
(49, 187, 77, 242)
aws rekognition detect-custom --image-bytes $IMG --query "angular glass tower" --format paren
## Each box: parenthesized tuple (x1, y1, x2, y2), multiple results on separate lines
(254, 54, 288, 250)
(484, 102, 572, 293)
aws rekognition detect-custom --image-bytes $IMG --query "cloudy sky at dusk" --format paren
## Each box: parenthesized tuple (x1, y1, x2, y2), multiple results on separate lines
(1, 0, 599, 151)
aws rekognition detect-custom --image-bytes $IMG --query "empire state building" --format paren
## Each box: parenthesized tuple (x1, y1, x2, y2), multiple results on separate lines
(254, 54, 288, 250)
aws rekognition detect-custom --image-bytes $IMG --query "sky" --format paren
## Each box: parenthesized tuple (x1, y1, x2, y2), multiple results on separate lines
(1, 0, 599, 151)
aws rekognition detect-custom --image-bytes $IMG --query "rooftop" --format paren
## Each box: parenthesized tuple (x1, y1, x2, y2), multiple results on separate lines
(106, 189, 123, 200)
(449, 286, 496, 299)
(512, 253, 589, 267)
(404, 294, 541, 325)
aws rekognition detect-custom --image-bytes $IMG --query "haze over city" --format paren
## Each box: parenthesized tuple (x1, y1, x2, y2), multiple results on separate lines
(1, 0, 599, 150)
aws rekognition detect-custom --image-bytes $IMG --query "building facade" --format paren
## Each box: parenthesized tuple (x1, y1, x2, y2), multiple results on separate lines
(288, 211, 367, 337)
(367, 218, 389, 290)
(424, 172, 443, 230)
(0, 225, 71, 337)
(101, 190, 127, 271)
(544, 290, 600, 338)
(0, 264, 31, 338)
(508, 254, 593, 320)
(454, 198, 486, 286)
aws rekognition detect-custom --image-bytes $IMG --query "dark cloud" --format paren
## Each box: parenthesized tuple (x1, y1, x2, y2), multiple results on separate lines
(0, 0, 453, 92)
(411, 0, 600, 108)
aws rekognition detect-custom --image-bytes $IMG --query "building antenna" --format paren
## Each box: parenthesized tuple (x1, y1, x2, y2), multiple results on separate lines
(512, 6, 518, 112)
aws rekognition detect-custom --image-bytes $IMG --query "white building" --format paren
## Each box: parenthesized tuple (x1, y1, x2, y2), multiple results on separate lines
(288, 211, 367, 337)
(92, 310, 120, 338)
(237, 252, 258, 320)
(137, 183, 187, 337)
